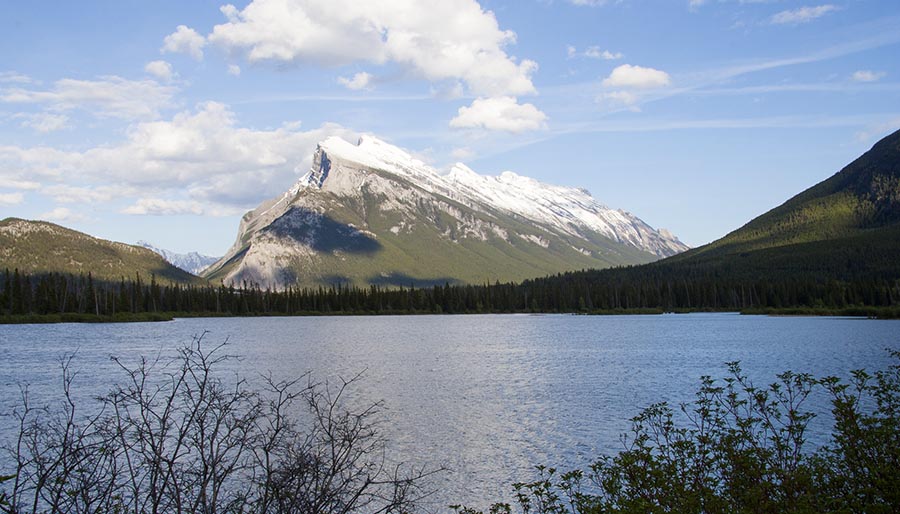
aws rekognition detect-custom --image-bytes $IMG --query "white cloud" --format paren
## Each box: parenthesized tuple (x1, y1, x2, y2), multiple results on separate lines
(567, 45, 623, 60)
(450, 96, 548, 133)
(228, 64, 242, 76)
(0, 178, 41, 190)
(0, 192, 24, 206)
(40, 207, 87, 223)
(41, 184, 133, 204)
(771, 5, 837, 25)
(1, 76, 176, 120)
(602, 64, 671, 89)
(597, 90, 640, 108)
(122, 198, 206, 216)
(162, 25, 207, 60)
(145, 60, 176, 81)
(854, 117, 900, 144)
(569, 0, 614, 5)
(430, 82, 465, 100)
(205, 0, 537, 97)
(851, 70, 886, 83)
(451, 147, 475, 160)
(0, 71, 33, 84)
(18, 113, 70, 133)
(337, 71, 373, 90)
(584, 46, 623, 60)
(0, 102, 356, 212)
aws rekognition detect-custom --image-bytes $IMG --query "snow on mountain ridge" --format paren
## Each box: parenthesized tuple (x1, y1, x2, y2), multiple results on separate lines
(287, 135, 688, 257)
(206, 135, 689, 288)
(136, 241, 219, 276)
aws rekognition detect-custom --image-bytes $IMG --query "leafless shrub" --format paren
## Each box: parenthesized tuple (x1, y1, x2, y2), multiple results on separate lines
(2, 334, 437, 514)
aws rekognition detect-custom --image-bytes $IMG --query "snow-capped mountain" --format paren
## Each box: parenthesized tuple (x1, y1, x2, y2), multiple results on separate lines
(136, 241, 219, 276)
(204, 135, 688, 289)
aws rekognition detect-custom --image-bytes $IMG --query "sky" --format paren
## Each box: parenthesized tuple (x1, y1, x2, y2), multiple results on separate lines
(1, 0, 899, 255)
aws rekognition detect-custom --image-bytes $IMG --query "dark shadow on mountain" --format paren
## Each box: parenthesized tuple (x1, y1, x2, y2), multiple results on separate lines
(320, 274, 352, 286)
(368, 272, 462, 288)
(265, 207, 382, 255)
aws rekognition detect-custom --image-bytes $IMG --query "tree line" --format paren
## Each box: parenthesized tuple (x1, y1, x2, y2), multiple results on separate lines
(2, 266, 899, 319)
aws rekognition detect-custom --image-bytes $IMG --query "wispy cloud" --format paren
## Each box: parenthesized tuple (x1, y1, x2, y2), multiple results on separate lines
(851, 70, 886, 83)
(1, 76, 177, 120)
(567, 45, 623, 60)
(771, 5, 838, 25)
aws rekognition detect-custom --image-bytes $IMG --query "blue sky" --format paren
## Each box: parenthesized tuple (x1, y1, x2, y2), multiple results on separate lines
(1, 0, 899, 255)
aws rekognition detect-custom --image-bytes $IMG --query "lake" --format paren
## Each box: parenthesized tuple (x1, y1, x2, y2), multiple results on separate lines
(1, 313, 897, 510)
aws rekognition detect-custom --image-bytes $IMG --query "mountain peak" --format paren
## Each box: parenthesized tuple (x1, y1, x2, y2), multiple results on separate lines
(206, 132, 689, 289)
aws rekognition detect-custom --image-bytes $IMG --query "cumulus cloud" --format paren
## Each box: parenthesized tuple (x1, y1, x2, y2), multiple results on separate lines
(162, 25, 207, 60)
(18, 113, 70, 133)
(0, 102, 356, 214)
(851, 70, 885, 83)
(450, 96, 548, 133)
(602, 64, 671, 89)
(203, 0, 537, 97)
(40, 207, 87, 223)
(337, 71, 373, 90)
(145, 60, 176, 81)
(0, 76, 176, 120)
(771, 5, 837, 25)
(0, 192, 24, 206)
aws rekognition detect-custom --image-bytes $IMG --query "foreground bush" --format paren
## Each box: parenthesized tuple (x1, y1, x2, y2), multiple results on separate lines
(453, 351, 900, 514)
(1, 335, 435, 514)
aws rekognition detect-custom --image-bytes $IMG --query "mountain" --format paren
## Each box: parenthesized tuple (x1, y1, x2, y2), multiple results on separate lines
(0, 218, 200, 285)
(203, 135, 688, 288)
(136, 241, 218, 275)
(661, 127, 900, 279)
(520, 128, 900, 313)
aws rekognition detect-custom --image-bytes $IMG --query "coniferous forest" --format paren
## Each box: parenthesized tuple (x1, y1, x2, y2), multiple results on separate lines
(2, 266, 898, 322)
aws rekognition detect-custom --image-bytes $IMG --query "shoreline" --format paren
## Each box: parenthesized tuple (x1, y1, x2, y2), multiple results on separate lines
(2, 306, 898, 324)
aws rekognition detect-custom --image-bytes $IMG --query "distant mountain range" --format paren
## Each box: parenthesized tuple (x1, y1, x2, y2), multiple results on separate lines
(3, 128, 898, 300)
(136, 241, 218, 276)
(203, 135, 687, 288)
(0, 218, 198, 285)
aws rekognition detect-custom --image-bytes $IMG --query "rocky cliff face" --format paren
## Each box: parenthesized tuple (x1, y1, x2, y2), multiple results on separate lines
(204, 136, 688, 289)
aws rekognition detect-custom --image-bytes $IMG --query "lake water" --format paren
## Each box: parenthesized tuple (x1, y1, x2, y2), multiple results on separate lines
(1, 313, 898, 510)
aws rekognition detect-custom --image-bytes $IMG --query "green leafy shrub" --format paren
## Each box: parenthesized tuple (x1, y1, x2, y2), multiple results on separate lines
(456, 351, 899, 514)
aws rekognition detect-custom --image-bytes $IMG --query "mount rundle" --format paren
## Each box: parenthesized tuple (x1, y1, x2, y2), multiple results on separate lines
(204, 136, 688, 289)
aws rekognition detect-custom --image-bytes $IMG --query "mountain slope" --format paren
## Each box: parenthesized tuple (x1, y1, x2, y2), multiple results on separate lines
(662, 127, 900, 278)
(527, 127, 900, 310)
(204, 136, 687, 289)
(136, 241, 219, 275)
(0, 218, 201, 284)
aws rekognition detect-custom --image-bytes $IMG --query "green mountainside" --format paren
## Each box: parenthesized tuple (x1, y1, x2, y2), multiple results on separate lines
(664, 127, 900, 278)
(517, 128, 900, 313)
(0, 218, 201, 285)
